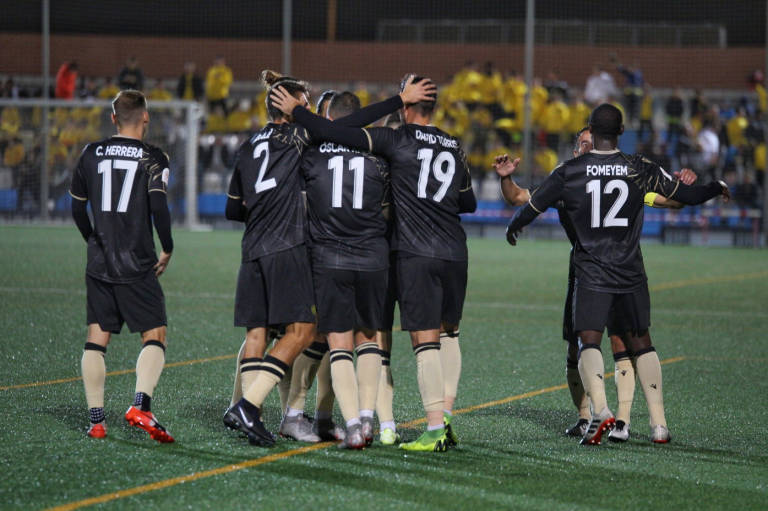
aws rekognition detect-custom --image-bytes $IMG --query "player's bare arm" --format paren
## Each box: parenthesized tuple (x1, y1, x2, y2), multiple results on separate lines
(493, 154, 530, 206)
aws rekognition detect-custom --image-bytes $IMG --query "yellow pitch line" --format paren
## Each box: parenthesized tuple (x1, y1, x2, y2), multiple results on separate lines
(45, 443, 333, 511)
(0, 354, 235, 391)
(650, 270, 768, 292)
(47, 356, 686, 511)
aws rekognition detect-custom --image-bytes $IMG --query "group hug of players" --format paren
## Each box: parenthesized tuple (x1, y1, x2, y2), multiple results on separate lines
(69, 70, 729, 451)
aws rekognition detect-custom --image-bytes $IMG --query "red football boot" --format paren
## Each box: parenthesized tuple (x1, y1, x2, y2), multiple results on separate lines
(125, 406, 175, 443)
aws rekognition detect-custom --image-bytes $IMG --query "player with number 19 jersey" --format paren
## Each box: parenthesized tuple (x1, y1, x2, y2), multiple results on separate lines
(69, 136, 169, 283)
(228, 124, 311, 262)
(364, 124, 472, 262)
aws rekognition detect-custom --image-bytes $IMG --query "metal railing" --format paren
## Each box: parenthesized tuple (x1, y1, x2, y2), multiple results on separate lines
(377, 19, 727, 47)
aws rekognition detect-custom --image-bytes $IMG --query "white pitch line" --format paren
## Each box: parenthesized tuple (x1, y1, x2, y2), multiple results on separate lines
(2, 286, 766, 319)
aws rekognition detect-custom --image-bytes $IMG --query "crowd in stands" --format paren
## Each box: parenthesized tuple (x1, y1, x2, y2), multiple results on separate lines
(0, 56, 766, 216)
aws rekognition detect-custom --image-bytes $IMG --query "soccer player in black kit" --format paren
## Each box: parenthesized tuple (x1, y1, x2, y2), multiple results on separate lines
(301, 91, 391, 448)
(272, 74, 476, 452)
(222, 70, 318, 446)
(495, 129, 699, 441)
(69, 90, 174, 443)
(505, 104, 729, 445)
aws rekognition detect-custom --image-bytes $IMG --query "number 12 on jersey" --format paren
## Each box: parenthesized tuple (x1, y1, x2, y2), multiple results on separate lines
(586, 178, 628, 228)
(97, 159, 138, 213)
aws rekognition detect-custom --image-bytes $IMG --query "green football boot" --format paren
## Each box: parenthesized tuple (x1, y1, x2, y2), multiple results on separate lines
(398, 427, 448, 452)
(379, 427, 401, 446)
(444, 412, 458, 447)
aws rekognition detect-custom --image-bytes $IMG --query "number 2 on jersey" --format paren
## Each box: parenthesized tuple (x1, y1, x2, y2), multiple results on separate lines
(328, 155, 364, 209)
(417, 149, 455, 202)
(253, 141, 276, 193)
(586, 179, 629, 228)
(97, 159, 138, 213)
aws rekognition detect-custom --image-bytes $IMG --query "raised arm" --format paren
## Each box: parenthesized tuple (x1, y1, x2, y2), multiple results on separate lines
(334, 95, 403, 128)
(493, 154, 530, 206)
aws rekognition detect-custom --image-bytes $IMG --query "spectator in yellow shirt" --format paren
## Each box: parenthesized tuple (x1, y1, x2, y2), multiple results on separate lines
(206, 56, 233, 113)
(97, 78, 120, 100)
(227, 100, 253, 133)
(147, 80, 173, 101)
(726, 108, 748, 150)
(205, 105, 228, 134)
(568, 96, 590, 135)
(639, 83, 654, 143)
(3, 137, 24, 167)
(0, 106, 21, 137)
(533, 145, 558, 175)
(540, 94, 570, 151)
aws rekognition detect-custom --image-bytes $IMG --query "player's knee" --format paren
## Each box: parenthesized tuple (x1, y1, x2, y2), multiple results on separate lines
(142, 327, 166, 344)
(289, 321, 316, 347)
(627, 330, 652, 353)
(609, 334, 627, 355)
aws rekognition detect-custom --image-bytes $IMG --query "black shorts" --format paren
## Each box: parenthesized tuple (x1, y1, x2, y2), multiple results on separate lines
(396, 254, 467, 331)
(86, 271, 166, 334)
(382, 252, 398, 331)
(313, 267, 388, 333)
(572, 281, 651, 336)
(234, 245, 316, 329)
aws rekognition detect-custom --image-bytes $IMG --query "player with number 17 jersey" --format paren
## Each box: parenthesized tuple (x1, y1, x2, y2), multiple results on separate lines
(70, 137, 170, 283)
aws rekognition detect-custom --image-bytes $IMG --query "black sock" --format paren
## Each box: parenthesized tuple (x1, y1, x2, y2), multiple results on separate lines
(89, 407, 105, 424)
(134, 392, 151, 412)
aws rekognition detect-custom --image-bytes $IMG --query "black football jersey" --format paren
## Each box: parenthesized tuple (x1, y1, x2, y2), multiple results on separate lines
(69, 136, 169, 283)
(301, 142, 390, 271)
(531, 182, 578, 246)
(363, 124, 472, 261)
(528, 149, 681, 292)
(228, 123, 310, 262)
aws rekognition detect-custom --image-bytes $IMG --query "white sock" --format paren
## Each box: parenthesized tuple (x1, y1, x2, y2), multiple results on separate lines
(380, 420, 396, 432)
(360, 409, 374, 418)
(346, 417, 361, 428)
(427, 423, 444, 431)
(286, 407, 303, 418)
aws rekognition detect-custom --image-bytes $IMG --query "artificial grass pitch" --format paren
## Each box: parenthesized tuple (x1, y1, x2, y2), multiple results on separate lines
(0, 225, 766, 510)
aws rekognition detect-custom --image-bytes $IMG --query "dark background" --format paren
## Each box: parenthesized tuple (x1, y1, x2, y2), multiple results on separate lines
(0, 0, 764, 46)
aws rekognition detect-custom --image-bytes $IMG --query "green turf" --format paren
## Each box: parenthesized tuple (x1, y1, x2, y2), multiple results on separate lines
(1, 225, 767, 510)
